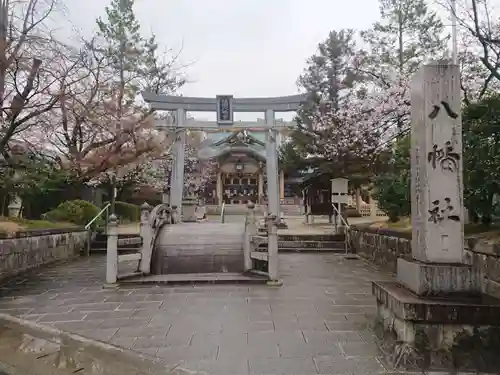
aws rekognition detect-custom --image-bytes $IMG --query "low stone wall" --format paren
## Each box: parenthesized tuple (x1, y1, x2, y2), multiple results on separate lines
(0, 228, 87, 282)
(349, 225, 500, 297)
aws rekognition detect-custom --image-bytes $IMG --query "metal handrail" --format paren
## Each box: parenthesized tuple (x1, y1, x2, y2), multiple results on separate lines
(84, 203, 111, 257)
(85, 203, 111, 230)
(331, 203, 349, 229)
(220, 202, 226, 223)
(332, 203, 350, 255)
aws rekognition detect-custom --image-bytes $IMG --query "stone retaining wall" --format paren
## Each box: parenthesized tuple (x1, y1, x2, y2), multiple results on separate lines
(0, 228, 87, 282)
(349, 225, 500, 297)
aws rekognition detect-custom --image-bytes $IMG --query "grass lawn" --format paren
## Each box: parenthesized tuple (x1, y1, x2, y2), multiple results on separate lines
(0, 216, 77, 236)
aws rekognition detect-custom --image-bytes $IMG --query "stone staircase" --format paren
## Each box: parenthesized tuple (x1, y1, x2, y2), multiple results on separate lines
(279, 204, 302, 216)
(90, 231, 347, 254)
(89, 232, 142, 254)
(278, 233, 346, 253)
(256, 223, 346, 253)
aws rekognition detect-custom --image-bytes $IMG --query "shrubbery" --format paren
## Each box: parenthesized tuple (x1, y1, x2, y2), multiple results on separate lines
(43, 200, 101, 226)
(113, 201, 140, 222)
(372, 174, 410, 222)
(372, 135, 410, 222)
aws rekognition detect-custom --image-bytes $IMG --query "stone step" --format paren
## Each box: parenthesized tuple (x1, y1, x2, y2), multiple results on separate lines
(91, 237, 142, 252)
(278, 240, 345, 249)
(94, 233, 140, 241)
(278, 234, 345, 241)
(118, 272, 268, 285)
(118, 253, 141, 262)
(279, 204, 302, 216)
(90, 247, 141, 253)
(279, 247, 346, 253)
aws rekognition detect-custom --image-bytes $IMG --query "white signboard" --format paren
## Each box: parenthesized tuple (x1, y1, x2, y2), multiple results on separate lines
(331, 178, 349, 204)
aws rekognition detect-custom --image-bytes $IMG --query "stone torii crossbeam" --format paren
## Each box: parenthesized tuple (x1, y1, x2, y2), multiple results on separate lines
(142, 93, 307, 220)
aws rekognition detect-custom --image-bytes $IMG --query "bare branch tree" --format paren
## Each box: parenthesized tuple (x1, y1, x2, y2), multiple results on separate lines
(0, 0, 69, 161)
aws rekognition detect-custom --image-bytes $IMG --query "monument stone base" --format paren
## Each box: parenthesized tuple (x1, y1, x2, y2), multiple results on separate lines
(397, 258, 483, 296)
(181, 198, 197, 222)
(372, 281, 500, 372)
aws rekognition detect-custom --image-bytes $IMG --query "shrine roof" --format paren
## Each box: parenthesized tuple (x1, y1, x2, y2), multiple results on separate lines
(198, 130, 266, 160)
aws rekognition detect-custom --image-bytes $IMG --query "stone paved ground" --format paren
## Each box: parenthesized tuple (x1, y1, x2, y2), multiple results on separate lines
(0, 254, 395, 375)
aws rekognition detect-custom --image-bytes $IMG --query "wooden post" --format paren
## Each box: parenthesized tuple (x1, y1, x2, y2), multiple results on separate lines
(139, 202, 152, 274)
(105, 214, 118, 285)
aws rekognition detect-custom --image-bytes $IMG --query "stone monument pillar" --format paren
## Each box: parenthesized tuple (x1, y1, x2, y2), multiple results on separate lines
(398, 62, 478, 293)
(372, 62, 500, 371)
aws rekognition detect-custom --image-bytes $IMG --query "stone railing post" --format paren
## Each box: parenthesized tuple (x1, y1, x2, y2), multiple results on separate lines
(171, 205, 179, 224)
(244, 202, 257, 271)
(266, 213, 279, 282)
(139, 202, 152, 274)
(105, 214, 118, 286)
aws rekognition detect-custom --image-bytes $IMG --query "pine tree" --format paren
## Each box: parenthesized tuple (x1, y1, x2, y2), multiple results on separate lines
(96, 0, 146, 113)
(355, 0, 449, 136)
(360, 0, 448, 80)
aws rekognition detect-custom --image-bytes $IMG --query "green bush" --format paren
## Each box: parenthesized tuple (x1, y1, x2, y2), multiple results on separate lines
(372, 173, 410, 222)
(114, 201, 140, 222)
(43, 200, 101, 226)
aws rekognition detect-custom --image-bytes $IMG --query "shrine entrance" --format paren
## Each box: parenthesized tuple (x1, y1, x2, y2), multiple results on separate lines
(142, 93, 307, 218)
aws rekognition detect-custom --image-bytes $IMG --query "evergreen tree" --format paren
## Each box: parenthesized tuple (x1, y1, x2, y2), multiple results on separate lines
(96, 0, 149, 112)
(360, 0, 448, 80)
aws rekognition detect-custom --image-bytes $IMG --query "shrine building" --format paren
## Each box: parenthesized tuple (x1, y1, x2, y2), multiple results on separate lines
(197, 127, 302, 206)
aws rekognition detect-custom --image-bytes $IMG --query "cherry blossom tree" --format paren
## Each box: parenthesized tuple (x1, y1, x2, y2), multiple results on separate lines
(292, 29, 386, 184)
(36, 0, 187, 212)
(89, 129, 216, 201)
(353, 0, 449, 137)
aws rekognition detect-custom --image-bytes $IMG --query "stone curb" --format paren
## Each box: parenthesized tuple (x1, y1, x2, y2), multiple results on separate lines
(0, 313, 204, 375)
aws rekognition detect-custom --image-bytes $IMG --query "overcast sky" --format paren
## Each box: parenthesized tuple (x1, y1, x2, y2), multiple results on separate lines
(57, 0, 382, 120)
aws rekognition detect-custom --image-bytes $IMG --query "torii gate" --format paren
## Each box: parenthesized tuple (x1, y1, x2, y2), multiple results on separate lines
(142, 93, 307, 219)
